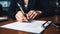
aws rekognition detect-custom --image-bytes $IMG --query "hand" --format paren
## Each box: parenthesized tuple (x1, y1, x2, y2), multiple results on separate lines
(27, 10, 42, 20)
(15, 11, 28, 22)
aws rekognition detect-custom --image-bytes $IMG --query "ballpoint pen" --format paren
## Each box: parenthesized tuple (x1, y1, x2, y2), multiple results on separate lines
(42, 21, 52, 28)
(17, 3, 25, 14)
(17, 3, 31, 22)
(17, 3, 27, 18)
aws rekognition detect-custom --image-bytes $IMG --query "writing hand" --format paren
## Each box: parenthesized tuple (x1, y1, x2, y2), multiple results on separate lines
(15, 11, 28, 22)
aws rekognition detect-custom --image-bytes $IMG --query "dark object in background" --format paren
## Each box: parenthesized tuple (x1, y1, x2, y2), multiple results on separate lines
(49, 0, 60, 28)
(0, 4, 8, 22)
(0, 4, 7, 16)
(0, 4, 3, 16)
(50, 0, 60, 15)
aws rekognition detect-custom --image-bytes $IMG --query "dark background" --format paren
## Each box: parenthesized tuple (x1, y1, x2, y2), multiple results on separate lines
(0, 0, 60, 16)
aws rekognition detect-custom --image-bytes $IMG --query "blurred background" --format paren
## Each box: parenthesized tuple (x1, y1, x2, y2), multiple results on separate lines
(0, 0, 60, 16)
(0, 0, 10, 16)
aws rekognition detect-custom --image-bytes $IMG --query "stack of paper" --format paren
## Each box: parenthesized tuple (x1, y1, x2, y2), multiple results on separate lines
(0, 20, 51, 33)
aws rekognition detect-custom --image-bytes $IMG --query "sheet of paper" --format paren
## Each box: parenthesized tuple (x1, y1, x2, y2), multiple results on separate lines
(0, 20, 51, 33)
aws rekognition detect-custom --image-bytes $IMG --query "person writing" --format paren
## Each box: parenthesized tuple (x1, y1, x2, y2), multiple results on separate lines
(8, 0, 42, 22)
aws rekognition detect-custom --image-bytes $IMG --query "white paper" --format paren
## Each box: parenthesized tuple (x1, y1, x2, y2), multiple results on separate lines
(0, 20, 51, 33)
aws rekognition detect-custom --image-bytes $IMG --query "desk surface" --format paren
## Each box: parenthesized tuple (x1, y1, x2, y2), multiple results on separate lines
(0, 15, 60, 34)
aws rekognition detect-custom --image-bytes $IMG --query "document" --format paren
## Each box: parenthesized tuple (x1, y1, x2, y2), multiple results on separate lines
(0, 20, 51, 33)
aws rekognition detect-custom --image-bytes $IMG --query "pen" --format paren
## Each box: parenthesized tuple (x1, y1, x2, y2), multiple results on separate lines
(17, 3, 27, 18)
(17, 3, 30, 22)
(42, 21, 48, 28)
(42, 21, 52, 28)
(17, 3, 25, 14)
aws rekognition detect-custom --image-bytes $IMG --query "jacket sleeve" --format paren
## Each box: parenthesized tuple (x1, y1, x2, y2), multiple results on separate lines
(7, 0, 19, 19)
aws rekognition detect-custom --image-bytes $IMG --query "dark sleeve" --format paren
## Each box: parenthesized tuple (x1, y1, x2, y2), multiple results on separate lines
(36, 0, 54, 17)
(7, 0, 19, 19)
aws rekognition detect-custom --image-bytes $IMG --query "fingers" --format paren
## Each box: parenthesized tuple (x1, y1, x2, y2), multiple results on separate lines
(26, 14, 29, 20)
(36, 11, 42, 14)
(23, 16, 28, 22)
(15, 10, 42, 22)
(27, 10, 38, 20)
(31, 13, 37, 19)
(29, 11, 37, 19)
(15, 11, 28, 22)
(27, 10, 34, 17)
(27, 10, 34, 19)
(15, 14, 22, 22)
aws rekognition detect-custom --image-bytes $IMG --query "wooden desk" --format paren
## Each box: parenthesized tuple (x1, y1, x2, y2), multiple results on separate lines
(0, 16, 60, 34)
